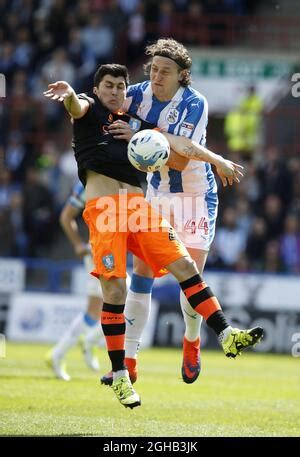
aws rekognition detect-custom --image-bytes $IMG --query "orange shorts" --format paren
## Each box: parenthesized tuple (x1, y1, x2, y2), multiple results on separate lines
(83, 193, 189, 279)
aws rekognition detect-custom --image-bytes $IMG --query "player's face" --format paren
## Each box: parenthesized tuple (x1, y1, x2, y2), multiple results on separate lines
(150, 56, 184, 101)
(94, 75, 127, 112)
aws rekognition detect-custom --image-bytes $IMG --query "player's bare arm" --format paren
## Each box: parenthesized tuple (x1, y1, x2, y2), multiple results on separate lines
(59, 203, 89, 258)
(43, 81, 89, 119)
(108, 121, 243, 180)
(163, 132, 244, 187)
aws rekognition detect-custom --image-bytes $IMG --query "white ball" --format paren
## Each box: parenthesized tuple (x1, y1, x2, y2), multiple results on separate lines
(127, 129, 170, 172)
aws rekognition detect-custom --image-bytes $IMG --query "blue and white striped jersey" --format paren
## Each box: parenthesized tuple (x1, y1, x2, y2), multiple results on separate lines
(123, 80, 216, 195)
(68, 181, 85, 210)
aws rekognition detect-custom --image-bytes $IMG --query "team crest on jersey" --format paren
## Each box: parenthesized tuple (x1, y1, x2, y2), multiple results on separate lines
(129, 117, 142, 132)
(102, 253, 115, 271)
(179, 122, 194, 138)
(166, 108, 179, 124)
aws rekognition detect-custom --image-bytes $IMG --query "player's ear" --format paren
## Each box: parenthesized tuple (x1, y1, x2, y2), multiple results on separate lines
(178, 70, 184, 83)
(93, 86, 97, 95)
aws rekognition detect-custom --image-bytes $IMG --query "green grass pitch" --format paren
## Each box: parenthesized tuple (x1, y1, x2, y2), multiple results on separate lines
(0, 343, 299, 437)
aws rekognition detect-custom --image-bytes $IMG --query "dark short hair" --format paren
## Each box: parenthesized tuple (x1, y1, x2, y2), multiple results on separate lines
(93, 64, 129, 87)
(144, 38, 192, 87)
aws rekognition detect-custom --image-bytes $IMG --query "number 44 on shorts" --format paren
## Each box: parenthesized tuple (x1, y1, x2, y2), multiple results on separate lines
(184, 218, 208, 235)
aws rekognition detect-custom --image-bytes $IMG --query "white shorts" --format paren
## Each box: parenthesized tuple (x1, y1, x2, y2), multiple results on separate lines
(146, 187, 218, 250)
(84, 254, 103, 297)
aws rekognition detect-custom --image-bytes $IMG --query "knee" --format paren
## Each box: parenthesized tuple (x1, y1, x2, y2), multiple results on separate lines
(101, 280, 127, 304)
(169, 256, 199, 282)
(180, 257, 198, 277)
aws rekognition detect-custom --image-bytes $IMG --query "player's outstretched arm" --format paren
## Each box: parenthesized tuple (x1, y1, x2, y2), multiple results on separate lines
(163, 132, 244, 187)
(43, 81, 89, 119)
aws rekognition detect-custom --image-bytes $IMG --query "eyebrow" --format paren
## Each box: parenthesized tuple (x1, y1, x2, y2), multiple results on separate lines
(151, 64, 172, 70)
(105, 80, 125, 86)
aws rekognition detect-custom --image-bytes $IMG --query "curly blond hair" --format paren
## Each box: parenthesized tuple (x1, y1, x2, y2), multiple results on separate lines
(144, 38, 192, 87)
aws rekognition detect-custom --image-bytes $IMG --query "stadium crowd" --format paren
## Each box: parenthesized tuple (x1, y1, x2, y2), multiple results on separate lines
(1, 0, 299, 274)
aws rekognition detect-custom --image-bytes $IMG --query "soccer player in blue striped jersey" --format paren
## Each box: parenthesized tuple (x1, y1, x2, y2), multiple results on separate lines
(101, 38, 244, 385)
(46, 181, 104, 380)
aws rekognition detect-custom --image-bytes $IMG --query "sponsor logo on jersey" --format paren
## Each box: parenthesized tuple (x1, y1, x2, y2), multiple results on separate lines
(179, 122, 194, 138)
(102, 253, 115, 271)
(166, 108, 179, 124)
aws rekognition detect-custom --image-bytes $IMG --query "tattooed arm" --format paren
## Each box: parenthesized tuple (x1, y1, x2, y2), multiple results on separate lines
(163, 133, 244, 186)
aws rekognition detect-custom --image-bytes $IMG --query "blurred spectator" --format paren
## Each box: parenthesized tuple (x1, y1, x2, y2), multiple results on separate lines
(224, 85, 263, 160)
(37, 49, 76, 127)
(214, 206, 247, 269)
(14, 27, 34, 70)
(0, 42, 17, 85)
(37, 140, 76, 210)
(245, 217, 268, 271)
(90, 0, 112, 11)
(263, 239, 286, 273)
(185, 1, 204, 45)
(46, 0, 69, 46)
(257, 146, 293, 207)
(262, 194, 284, 239)
(0, 208, 14, 256)
(236, 198, 252, 236)
(41, 48, 76, 87)
(66, 27, 96, 90)
(205, 244, 227, 270)
(262, 194, 284, 240)
(10, 0, 34, 26)
(223, 0, 245, 15)
(173, 0, 189, 12)
(234, 160, 261, 210)
(22, 167, 57, 257)
(158, 0, 174, 37)
(0, 169, 19, 209)
(126, 3, 146, 64)
(9, 190, 28, 256)
(103, 0, 127, 60)
(31, 14, 55, 68)
(118, 0, 140, 16)
(235, 252, 250, 273)
(81, 14, 114, 64)
(4, 131, 31, 183)
(280, 214, 300, 273)
(74, 0, 92, 27)
(203, 0, 229, 46)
